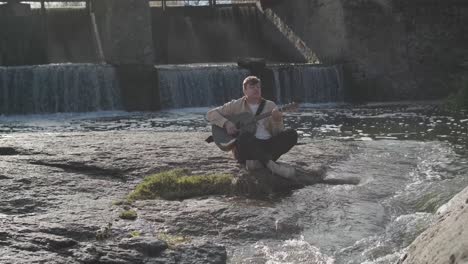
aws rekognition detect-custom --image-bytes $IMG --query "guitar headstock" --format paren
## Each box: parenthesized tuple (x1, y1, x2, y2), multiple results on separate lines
(279, 102, 299, 112)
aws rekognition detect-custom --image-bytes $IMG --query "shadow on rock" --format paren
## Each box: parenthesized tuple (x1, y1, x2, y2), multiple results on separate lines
(233, 164, 360, 199)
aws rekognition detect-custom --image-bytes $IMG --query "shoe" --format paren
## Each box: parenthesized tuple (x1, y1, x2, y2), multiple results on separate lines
(266, 160, 296, 179)
(245, 160, 264, 171)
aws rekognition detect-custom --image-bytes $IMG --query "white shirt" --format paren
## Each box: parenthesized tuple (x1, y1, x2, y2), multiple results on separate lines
(248, 103, 272, 140)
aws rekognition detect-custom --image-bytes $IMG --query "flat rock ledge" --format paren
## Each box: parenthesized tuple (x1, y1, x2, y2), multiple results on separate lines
(0, 131, 356, 263)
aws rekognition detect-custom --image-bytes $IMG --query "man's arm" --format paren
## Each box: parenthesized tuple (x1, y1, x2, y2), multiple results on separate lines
(206, 100, 236, 128)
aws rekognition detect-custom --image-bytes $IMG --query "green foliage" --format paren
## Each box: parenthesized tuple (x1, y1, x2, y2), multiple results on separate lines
(119, 209, 138, 220)
(112, 200, 129, 206)
(445, 76, 468, 111)
(158, 232, 190, 248)
(127, 169, 233, 201)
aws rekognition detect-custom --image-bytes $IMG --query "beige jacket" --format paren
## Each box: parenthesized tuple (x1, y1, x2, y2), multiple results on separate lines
(206, 97, 284, 136)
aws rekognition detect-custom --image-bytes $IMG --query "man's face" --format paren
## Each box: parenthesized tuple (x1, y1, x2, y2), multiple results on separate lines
(243, 83, 262, 101)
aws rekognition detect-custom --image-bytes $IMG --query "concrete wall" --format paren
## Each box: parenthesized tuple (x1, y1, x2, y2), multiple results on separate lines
(45, 9, 97, 64)
(270, 0, 468, 101)
(0, 6, 97, 65)
(92, 0, 155, 65)
(116, 64, 160, 111)
(151, 5, 306, 64)
(0, 3, 46, 65)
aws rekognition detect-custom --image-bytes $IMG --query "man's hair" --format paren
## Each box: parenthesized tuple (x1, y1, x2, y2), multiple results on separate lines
(242, 76, 261, 90)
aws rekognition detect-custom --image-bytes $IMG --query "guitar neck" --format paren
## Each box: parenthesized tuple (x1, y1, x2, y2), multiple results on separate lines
(254, 105, 289, 121)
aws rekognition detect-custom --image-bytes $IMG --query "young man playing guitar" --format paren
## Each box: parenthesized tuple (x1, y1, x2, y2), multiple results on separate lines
(206, 76, 298, 179)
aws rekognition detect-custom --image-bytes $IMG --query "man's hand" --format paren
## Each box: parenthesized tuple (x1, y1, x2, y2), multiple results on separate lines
(224, 121, 239, 136)
(271, 107, 283, 122)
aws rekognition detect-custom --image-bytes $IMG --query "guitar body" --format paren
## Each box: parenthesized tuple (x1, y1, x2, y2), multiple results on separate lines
(212, 112, 257, 151)
(209, 102, 298, 151)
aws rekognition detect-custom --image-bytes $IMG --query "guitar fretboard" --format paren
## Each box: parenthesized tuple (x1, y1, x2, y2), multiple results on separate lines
(254, 103, 296, 122)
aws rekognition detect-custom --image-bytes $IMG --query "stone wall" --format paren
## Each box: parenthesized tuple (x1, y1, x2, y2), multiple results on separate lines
(270, 0, 468, 101)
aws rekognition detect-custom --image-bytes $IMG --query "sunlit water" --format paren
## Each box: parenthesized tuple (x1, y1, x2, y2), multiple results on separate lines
(1, 102, 467, 263)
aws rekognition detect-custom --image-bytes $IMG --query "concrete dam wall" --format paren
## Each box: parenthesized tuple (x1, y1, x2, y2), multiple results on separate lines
(0, 3, 304, 66)
(151, 5, 305, 64)
(0, 7, 97, 66)
(269, 0, 468, 101)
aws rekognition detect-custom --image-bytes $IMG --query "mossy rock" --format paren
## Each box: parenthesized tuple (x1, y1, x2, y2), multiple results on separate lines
(119, 209, 138, 220)
(127, 167, 326, 201)
(158, 233, 190, 248)
(127, 169, 234, 201)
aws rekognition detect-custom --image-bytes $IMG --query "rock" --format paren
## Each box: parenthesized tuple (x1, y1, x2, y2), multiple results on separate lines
(118, 237, 168, 257)
(161, 241, 227, 264)
(0, 131, 351, 263)
(401, 186, 468, 264)
(71, 243, 145, 264)
(233, 167, 305, 197)
(0, 147, 19, 155)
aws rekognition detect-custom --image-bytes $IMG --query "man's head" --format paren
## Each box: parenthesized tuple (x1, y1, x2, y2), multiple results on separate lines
(243, 76, 262, 102)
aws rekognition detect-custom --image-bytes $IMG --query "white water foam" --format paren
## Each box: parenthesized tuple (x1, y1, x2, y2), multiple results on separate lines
(252, 237, 335, 264)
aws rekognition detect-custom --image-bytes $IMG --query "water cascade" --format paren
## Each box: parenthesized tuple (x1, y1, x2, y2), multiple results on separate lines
(272, 64, 345, 104)
(156, 63, 345, 108)
(0, 63, 121, 114)
(157, 64, 249, 109)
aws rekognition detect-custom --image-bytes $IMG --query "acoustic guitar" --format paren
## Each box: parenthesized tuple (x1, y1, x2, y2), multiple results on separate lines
(211, 102, 298, 151)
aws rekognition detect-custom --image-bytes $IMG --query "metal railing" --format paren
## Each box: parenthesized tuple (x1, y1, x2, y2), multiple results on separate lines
(149, 0, 257, 8)
(0, 0, 257, 9)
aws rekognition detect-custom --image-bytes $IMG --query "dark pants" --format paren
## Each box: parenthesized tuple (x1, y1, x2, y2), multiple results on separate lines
(235, 129, 298, 164)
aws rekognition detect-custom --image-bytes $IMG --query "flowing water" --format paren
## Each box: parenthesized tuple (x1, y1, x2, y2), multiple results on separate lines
(0, 64, 121, 114)
(157, 63, 344, 108)
(0, 63, 343, 114)
(0, 102, 467, 264)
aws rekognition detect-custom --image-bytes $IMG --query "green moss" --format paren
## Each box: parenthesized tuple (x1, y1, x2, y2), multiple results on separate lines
(112, 200, 131, 206)
(130, 230, 141, 238)
(127, 169, 233, 201)
(158, 233, 190, 248)
(119, 209, 138, 220)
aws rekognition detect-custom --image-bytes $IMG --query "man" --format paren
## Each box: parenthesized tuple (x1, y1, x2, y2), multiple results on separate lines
(206, 76, 298, 179)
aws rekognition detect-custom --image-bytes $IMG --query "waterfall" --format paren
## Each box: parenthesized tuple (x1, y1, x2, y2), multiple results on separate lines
(157, 64, 249, 108)
(272, 64, 345, 104)
(0, 63, 121, 114)
(156, 63, 345, 109)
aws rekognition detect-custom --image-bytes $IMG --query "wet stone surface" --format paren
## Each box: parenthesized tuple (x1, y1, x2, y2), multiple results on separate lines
(0, 102, 467, 263)
(0, 128, 351, 263)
